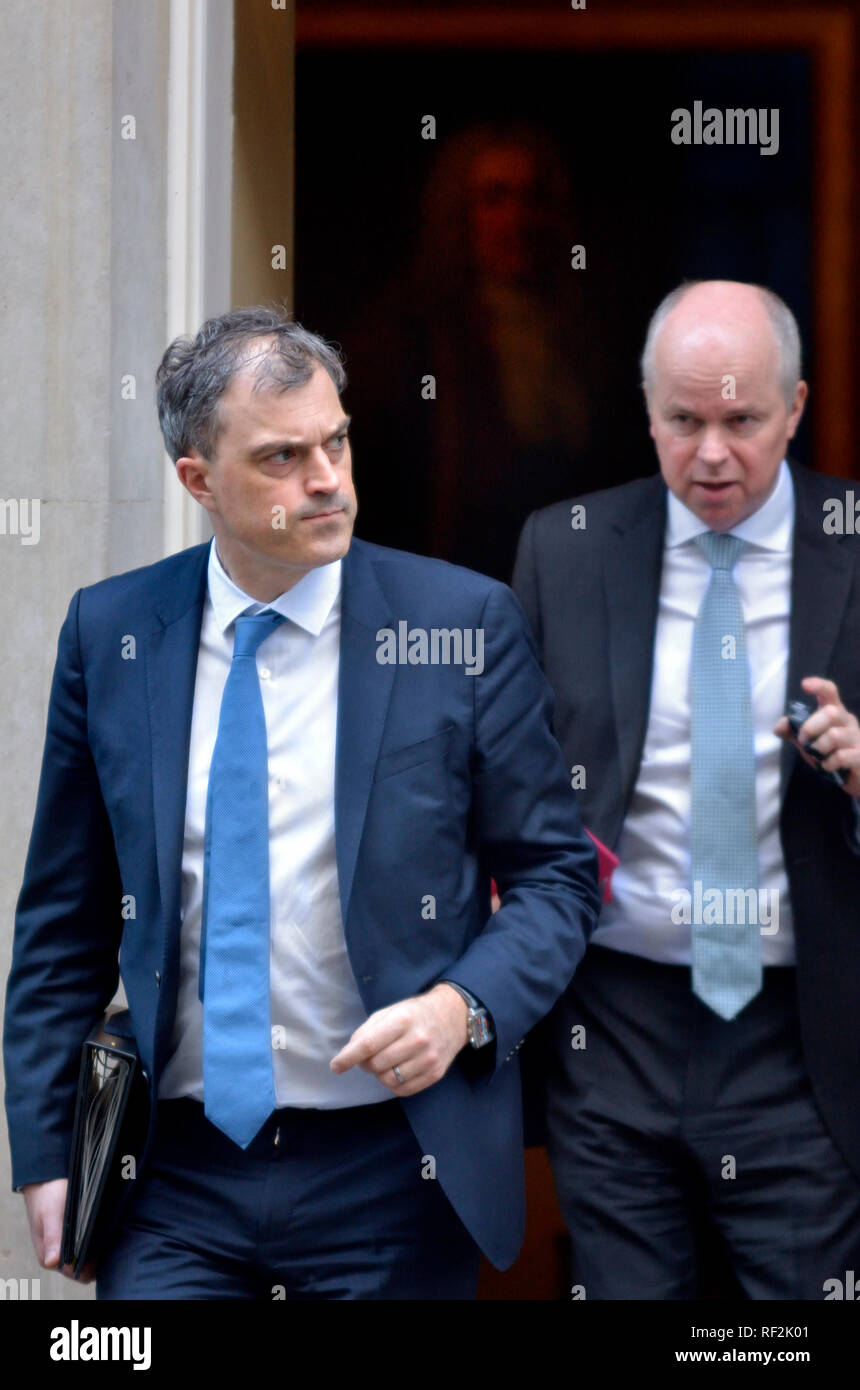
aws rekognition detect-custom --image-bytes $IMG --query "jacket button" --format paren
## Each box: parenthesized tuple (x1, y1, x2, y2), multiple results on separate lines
(155, 971, 161, 986)
(361, 974, 373, 983)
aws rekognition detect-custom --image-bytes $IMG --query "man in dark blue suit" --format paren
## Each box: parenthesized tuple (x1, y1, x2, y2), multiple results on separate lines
(4, 306, 600, 1299)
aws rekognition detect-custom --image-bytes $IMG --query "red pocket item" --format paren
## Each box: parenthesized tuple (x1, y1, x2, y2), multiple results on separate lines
(490, 828, 618, 908)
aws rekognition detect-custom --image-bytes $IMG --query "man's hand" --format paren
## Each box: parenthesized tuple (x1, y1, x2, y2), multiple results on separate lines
(774, 676, 860, 797)
(22, 1178, 95, 1284)
(330, 983, 469, 1097)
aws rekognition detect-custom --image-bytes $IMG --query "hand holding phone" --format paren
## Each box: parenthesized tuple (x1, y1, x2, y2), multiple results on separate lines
(785, 698, 851, 788)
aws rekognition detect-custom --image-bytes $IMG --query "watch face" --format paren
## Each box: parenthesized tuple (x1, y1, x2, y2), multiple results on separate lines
(468, 1011, 493, 1048)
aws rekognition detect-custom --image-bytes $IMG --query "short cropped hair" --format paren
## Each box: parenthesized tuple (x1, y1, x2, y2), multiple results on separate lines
(156, 304, 346, 462)
(640, 280, 802, 408)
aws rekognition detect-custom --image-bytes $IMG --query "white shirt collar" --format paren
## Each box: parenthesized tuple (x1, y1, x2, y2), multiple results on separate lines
(207, 537, 342, 637)
(666, 457, 794, 553)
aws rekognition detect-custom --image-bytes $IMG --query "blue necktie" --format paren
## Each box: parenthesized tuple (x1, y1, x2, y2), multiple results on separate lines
(689, 532, 761, 1020)
(201, 608, 285, 1147)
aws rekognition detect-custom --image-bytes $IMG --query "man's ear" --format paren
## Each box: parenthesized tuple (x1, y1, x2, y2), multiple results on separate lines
(175, 452, 216, 512)
(786, 379, 808, 440)
(642, 381, 656, 440)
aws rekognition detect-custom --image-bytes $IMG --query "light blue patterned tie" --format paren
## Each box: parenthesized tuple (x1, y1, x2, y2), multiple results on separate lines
(689, 533, 761, 1020)
(201, 608, 285, 1147)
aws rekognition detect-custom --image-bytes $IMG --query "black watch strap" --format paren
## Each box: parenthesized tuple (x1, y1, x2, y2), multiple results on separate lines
(440, 980, 495, 1048)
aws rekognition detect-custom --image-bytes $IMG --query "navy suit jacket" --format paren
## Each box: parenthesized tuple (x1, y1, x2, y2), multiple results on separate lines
(4, 536, 600, 1270)
(513, 461, 860, 1187)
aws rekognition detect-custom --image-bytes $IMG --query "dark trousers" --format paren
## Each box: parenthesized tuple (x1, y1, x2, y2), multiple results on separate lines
(546, 944, 860, 1301)
(96, 1096, 480, 1300)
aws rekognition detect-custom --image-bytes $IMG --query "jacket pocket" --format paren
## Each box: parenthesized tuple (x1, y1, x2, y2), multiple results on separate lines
(373, 725, 454, 782)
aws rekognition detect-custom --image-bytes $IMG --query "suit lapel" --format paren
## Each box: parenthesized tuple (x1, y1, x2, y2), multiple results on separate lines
(143, 545, 210, 952)
(781, 464, 855, 798)
(335, 540, 396, 928)
(602, 477, 667, 827)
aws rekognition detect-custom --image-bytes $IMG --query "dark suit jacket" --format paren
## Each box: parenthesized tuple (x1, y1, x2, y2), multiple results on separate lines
(3, 536, 600, 1271)
(513, 461, 860, 1184)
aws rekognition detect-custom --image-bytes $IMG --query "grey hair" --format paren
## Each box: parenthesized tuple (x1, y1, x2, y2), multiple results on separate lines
(156, 304, 347, 462)
(640, 280, 802, 408)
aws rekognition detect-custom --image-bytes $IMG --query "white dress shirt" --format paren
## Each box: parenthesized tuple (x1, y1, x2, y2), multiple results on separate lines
(159, 538, 390, 1107)
(595, 458, 796, 965)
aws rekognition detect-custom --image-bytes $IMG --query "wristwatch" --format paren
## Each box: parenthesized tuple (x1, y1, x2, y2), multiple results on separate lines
(440, 980, 495, 1049)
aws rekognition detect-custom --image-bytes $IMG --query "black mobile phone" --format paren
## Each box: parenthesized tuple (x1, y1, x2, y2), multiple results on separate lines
(785, 699, 850, 787)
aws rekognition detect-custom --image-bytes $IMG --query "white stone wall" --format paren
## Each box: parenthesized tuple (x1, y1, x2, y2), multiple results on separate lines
(0, 0, 170, 1300)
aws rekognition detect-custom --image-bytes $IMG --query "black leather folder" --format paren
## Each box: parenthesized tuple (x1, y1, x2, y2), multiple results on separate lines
(60, 1009, 148, 1277)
